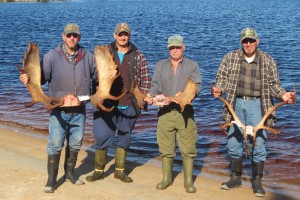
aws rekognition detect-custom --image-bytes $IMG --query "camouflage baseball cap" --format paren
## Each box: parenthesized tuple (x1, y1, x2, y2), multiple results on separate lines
(167, 34, 184, 48)
(115, 22, 131, 35)
(63, 23, 81, 35)
(241, 28, 258, 41)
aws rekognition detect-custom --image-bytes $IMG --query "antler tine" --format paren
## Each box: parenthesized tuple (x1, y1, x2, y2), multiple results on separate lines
(253, 83, 297, 144)
(211, 81, 251, 157)
(252, 101, 287, 144)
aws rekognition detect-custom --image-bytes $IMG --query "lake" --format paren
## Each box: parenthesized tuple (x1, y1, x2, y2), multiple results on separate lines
(0, 0, 299, 198)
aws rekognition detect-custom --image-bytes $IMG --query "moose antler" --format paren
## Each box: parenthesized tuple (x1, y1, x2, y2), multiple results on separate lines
(89, 45, 127, 112)
(169, 77, 197, 112)
(16, 42, 64, 110)
(211, 82, 296, 157)
(216, 95, 251, 156)
(252, 83, 297, 143)
(130, 78, 147, 110)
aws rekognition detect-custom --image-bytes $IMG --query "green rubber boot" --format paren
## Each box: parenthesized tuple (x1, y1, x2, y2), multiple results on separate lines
(114, 147, 133, 183)
(183, 157, 196, 193)
(156, 157, 173, 190)
(86, 149, 107, 182)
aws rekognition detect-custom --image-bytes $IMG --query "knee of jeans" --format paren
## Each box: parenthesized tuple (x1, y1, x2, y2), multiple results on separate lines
(47, 145, 62, 155)
(227, 140, 243, 158)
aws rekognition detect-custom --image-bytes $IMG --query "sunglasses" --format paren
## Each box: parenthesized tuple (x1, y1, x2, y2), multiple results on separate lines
(242, 38, 256, 44)
(66, 33, 79, 38)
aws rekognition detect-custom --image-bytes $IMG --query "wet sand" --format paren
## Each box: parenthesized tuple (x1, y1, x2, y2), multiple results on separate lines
(0, 125, 297, 200)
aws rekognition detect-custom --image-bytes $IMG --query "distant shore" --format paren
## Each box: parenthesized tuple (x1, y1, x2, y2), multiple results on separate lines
(0, 0, 64, 2)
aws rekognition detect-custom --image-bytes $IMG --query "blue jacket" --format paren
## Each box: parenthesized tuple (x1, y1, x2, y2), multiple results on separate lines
(42, 43, 96, 98)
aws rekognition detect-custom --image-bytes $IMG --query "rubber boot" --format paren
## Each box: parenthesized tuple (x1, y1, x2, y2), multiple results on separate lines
(64, 150, 84, 185)
(252, 162, 265, 197)
(114, 147, 133, 183)
(183, 157, 196, 193)
(220, 158, 242, 190)
(156, 157, 173, 190)
(86, 149, 107, 182)
(44, 153, 60, 193)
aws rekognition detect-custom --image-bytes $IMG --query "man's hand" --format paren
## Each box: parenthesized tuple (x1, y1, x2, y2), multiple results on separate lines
(61, 95, 81, 107)
(144, 93, 153, 104)
(152, 94, 170, 106)
(212, 87, 222, 97)
(20, 73, 30, 85)
(282, 92, 296, 104)
(110, 69, 118, 78)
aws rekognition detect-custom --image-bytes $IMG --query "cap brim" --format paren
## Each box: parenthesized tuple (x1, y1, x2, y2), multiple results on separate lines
(241, 36, 256, 41)
(64, 31, 81, 35)
(167, 43, 183, 48)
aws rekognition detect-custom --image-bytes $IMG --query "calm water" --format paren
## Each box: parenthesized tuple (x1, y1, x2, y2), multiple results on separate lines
(0, 0, 299, 198)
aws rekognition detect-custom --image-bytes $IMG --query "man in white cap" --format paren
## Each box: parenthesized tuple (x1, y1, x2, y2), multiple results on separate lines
(211, 28, 295, 197)
(20, 23, 97, 193)
(145, 34, 202, 193)
(86, 22, 151, 183)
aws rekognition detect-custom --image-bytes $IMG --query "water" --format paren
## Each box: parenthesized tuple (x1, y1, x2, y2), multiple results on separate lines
(0, 0, 299, 198)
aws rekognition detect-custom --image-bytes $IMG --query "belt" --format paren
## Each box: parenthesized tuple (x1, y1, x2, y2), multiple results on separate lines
(236, 96, 260, 100)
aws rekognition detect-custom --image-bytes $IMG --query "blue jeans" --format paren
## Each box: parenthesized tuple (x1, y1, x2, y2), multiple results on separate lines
(47, 107, 86, 155)
(93, 106, 137, 150)
(227, 98, 267, 163)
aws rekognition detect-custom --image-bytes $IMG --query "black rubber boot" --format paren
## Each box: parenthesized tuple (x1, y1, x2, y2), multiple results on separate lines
(44, 153, 60, 193)
(86, 149, 107, 182)
(183, 157, 196, 193)
(64, 150, 84, 185)
(156, 157, 173, 190)
(114, 147, 133, 183)
(220, 158, 242, 190)
(252, 162, 265, 197)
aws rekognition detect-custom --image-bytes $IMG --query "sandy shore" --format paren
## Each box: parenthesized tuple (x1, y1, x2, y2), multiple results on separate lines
(0, 125, 297, 200)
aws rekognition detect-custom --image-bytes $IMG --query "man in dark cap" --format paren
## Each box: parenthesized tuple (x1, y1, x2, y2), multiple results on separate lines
(211, 28, 295, 197)
(20, 23, 97, 193)
(86, 22, 151, 183)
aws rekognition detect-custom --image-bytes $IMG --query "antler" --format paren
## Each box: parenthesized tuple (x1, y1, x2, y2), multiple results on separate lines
(89, 45, 127, 112)
(252, 83, 297, 143)
(169, 77, 197, 112)
(210, 82, 251, 156)
(211, 82, 297, 157)
(130, 78, 147, 109)
(217, 96, 251, 157)
(17, 42, 64, 110)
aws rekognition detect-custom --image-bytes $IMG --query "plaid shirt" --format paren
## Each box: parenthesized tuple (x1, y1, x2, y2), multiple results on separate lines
(135, 49, 151, 93)
(215, 48, 286, 126)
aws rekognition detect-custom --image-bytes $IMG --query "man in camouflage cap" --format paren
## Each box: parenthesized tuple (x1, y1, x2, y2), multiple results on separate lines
(211, 28, 295, 197)
(86, 22, 151, 184)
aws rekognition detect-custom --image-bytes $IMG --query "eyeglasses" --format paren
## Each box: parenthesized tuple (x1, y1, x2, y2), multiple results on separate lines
(66, 33, 79, 38)
(168, 46, 182, 50)
(242, 38, 256, 44)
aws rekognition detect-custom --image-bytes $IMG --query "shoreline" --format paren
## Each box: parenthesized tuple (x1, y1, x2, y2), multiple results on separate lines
(0, 0, 64, 2)
(0, 123, 298, 200)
